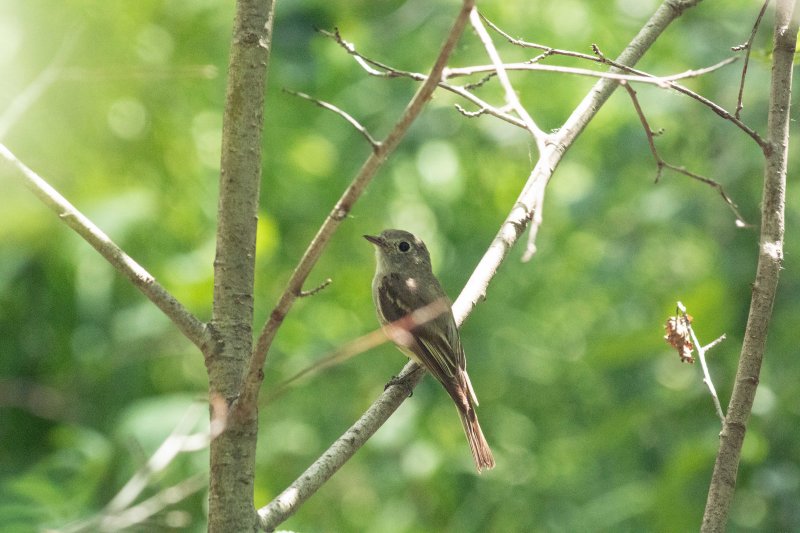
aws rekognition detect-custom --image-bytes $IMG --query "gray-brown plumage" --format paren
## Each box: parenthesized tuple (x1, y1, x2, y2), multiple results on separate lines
(365, 229, 495, 472)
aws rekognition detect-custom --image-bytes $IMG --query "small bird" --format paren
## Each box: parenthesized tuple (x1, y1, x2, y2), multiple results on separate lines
(365, 229, 495, 472)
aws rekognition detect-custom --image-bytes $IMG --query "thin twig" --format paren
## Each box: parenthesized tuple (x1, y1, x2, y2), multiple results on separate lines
(261, 328, 390, 406)
(444, 57, 738, 87)
(520, 176, 547, 262)
(666, 57, 740, 82)
(298, 278, 332, 298)
(592, 43, 767, 151)
(454, 103, 490, 118)
(59, 400, 224, 533)
(462, 73, 494, 90)
(481, 13, 603, 62)
(677, 302, 726, 423)
(0, 144, 210, 351)
(733, 0, 771, 119)
(283, 89, 380, 150)
(320, 26, 526, 129)
(318, 28, 428, 80)
(445, 84, 527, 128)
(98, 473, 208, 532)
(621, 82, 749, 227)
(483, 14, 765, 148)
(483, 14, 737, 83)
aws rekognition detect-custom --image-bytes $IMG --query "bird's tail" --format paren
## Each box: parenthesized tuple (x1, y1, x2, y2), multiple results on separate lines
(457, 402, 495, 473)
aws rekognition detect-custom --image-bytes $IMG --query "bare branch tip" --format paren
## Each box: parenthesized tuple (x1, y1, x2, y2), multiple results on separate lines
(704, 334, 727, 352)
(454, 103, 488, 118)
(591, 43, 608, 61)
(463, 73, 495, 90)
(283, 87, 379, 149)
(654, 165, 664, 184)
(299, 278, 333, 298)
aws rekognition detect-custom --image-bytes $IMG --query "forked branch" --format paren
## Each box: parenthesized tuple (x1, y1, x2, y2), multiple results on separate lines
(241, 0, 476, 414)
(622, 82, 749, 226)
(257, 1, 707, 530)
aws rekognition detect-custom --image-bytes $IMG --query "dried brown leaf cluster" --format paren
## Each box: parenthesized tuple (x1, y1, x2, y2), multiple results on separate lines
(664, 314, 695, 363)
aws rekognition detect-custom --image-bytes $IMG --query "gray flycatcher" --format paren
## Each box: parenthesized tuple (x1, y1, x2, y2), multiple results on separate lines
(365, 229, 495, 472)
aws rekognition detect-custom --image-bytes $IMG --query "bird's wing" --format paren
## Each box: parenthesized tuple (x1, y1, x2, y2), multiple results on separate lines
(376, 273, 465, 385)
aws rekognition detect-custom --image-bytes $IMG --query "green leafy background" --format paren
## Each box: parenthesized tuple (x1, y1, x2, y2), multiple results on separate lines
(1, 0, 798, 531)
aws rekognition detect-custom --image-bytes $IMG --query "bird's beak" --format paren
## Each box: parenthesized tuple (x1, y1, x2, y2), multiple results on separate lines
(363, 234, 385, 248)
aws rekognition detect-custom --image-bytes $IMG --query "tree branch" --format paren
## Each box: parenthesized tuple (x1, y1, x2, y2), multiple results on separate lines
(468, 8, 548, 152)
(318, 28, 529, 129)
(621, 82, 748, 226)
(733, 0, 771, 119)
(283, 88, 380, 150)
(207, 0, 276, 531)
(256, 1, 705, 530)
(509, 0, 706, 262)
(257, 361, 425, 532)
(242, 0, 476, 413)
(666, 302, 726, 422)
(702, 1, 797, 530)
(0, 144, 209, 351)
(590, 43, 767, 150)
(444, 57, 738, 86)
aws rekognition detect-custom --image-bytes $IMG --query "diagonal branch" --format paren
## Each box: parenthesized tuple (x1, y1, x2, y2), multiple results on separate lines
(468, 8, 548, 152)
(257, 1, 706, 530)
(240, 0, 476, 414)
(733, 0, 771, 119)
(283, 89, 380, 150)
(478, 15, 766, 150)
(0, 144, 209, 351)
(320, 27, 527, 129)
(461, 0, 705, 312)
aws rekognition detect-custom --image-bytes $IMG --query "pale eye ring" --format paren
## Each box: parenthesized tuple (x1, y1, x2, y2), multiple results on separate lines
(398, 241, 411, 252)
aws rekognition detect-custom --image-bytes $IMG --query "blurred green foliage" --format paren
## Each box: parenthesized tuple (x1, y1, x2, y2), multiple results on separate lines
(1, 0, 799, 531)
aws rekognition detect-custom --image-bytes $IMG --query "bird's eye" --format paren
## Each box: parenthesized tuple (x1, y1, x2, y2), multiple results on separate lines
(398, 241, 411, 252)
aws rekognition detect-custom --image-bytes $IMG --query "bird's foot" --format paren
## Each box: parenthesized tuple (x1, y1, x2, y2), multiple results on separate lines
(384, 374, 414, 397)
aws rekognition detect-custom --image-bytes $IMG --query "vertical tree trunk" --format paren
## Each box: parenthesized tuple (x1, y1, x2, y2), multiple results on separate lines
(207, 0, 275, 531)
(701, 1, 797, 531)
